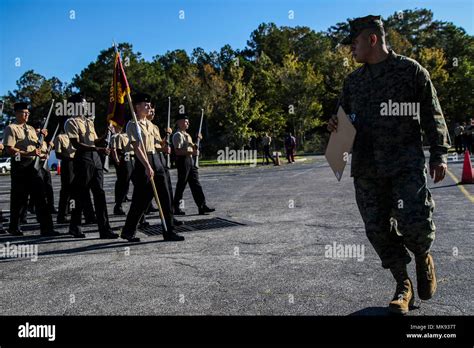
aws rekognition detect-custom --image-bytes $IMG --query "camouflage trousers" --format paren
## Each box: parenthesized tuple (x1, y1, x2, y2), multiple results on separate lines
(354, 167, 435, 269)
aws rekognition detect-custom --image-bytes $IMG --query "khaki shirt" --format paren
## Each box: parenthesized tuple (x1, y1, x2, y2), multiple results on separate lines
(113, 133, 134, 154)
(65, 116, 98, 146)
(126, 119, 156, 153)
(54, 133, 75, 159)
(151, 123, 165, 151)
(172, 130, 194, 155)
(2, 122, 47, 154)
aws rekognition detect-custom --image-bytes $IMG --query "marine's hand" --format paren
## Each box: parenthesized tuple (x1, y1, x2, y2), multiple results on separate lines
(430, 163, 447, 184)
(327, 115, 338, 132)
(145, 165, 154, 180)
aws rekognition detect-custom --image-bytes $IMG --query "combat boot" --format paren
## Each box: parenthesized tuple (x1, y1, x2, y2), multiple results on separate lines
(415, 252, 437, 300)
(388, 264, 414, 315)
(389, 278, 414, 315)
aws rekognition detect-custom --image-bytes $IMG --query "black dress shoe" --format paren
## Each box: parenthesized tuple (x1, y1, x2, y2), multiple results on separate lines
(100, 230, 119, 239)
(113, 206, 126, 215)
(121, 235, 141, 242)
(8, 229, 24, 236)
(174, 209, 186, 216)
(163, 232, 185, 242)
(41, 230, 61, 237)
(173, 218, 184, 226)
(198, 205, 215, 215)
(69, 226, 85, 238)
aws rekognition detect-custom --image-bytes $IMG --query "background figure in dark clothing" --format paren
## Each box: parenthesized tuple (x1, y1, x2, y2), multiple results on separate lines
(284, 132, 296, 163)
(462, 119, 473, 154)
(453, 123, 464, 154)
(262, 132, 275, 165)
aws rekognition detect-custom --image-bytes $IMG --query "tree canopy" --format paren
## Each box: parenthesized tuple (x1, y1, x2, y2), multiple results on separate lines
(2, 9, 472, 154)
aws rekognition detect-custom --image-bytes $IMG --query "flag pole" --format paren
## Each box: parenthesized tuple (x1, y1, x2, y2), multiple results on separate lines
(166, 96, 171, 169)
(193, 109, 204, 168)
(113, 42, 168, 233)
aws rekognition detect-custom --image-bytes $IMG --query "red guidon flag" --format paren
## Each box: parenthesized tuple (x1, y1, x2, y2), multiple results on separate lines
(107, 51, 131, 127)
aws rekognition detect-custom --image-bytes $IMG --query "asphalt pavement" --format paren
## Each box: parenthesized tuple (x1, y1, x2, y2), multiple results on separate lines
(0, 155, 472, 315)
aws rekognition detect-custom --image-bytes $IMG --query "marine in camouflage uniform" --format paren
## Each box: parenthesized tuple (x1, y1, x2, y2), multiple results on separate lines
(331, 15, 450, 314)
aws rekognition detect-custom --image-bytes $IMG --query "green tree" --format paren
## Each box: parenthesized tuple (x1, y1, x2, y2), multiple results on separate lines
(2, 70, 67, 128)
(216, 65, 261, 148)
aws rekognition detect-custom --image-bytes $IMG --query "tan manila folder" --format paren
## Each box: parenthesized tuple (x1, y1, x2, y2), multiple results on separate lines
(324, 106, 357, 181)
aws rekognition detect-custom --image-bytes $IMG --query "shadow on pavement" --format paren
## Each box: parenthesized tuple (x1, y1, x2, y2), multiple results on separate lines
(429, 184, 461, 190)
(0, 237, 168, 262)
(348, 307, 391, 316)
(348, 303, 421, 316)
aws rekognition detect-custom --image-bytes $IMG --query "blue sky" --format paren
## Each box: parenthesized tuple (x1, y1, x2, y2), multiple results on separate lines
(1, 0, 473, 95)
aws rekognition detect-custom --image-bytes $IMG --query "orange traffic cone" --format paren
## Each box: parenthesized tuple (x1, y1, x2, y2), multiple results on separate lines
(461, 149, 473, 184)
(57, 160, 61, 175)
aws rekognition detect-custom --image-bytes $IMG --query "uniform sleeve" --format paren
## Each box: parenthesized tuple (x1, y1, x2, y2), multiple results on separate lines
(53, 137, 62, 154)
(417, 66, 451, 165)
(126, 122, 139, 144)
(158, 128, 163, 141)
(2, 126, 16, 147)
(41, 142, 48, 154)
(153, 125, 163, 149)
(88, 120, 98, 141)
(173, 132, 185, 149)
(65, 119, 79, 140)
(153, 125, 162, 141)
(338, 78, 351, 115)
